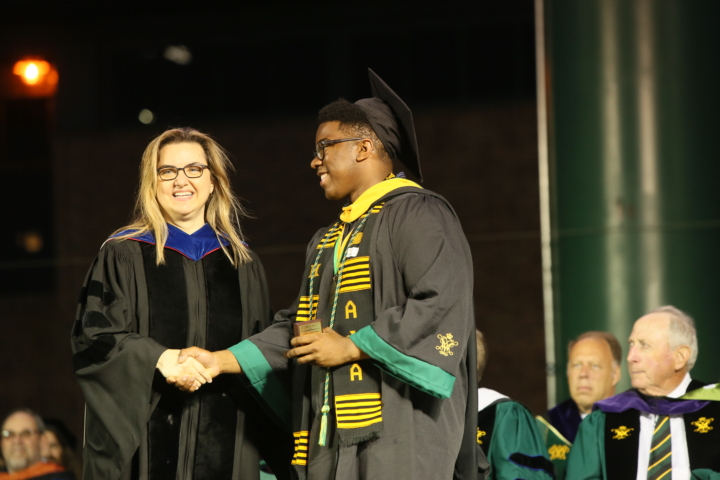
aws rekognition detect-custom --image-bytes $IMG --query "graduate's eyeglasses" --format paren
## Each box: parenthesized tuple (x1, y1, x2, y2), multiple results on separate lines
(313, 138, 364, 160)
(157, 164, 210, 181)
(1, 429, 39, 441)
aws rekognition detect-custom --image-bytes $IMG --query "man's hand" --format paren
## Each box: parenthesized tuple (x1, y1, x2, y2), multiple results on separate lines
(178, 347, 242, 376)
(157, 349, 212, 392)
(286, 327, 368, 367)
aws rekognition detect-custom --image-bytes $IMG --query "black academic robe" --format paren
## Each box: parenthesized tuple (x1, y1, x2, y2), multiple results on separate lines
(71, 227, 292, 480)
(230, 187, 478, 480)
(566, 380, 720, 480)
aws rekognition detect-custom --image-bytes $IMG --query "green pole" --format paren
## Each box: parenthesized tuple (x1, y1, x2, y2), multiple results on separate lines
(538, 0, 720, 405)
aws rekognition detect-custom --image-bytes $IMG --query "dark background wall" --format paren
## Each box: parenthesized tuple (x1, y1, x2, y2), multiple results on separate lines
(0, 0, 545, 451)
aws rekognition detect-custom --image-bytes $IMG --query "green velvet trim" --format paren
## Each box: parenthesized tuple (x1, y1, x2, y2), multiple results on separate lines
(682, 384, 720, 401)
(350, 325, 455, 399)
(229, 340, 291, 427)
(690, 469, 720, 480)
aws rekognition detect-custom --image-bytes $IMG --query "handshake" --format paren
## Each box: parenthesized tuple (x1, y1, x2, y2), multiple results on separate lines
(156, 347, 221, 392)
(155, 327, 367, 392)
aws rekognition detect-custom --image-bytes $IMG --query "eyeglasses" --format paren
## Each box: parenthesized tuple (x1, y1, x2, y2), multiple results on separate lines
(313, 138, 364, 160)
(1, 429, 38, 440)
(157, 164, 210, 181)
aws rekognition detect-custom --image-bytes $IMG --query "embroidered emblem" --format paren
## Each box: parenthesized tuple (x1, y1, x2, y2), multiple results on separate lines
(691, 417, 714, 433)
(436, 333, 459, 356)
(351, 232, 363, 245)
(611, 426, 634, 439)
(548, 444, 570, 460)
(476, 428, 486, 444)
(309, 263, 321, 278)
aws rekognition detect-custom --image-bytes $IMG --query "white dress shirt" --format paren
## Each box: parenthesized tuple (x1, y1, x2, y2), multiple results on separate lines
(477, 387, 509, 411)
(635, 373, 692, 480)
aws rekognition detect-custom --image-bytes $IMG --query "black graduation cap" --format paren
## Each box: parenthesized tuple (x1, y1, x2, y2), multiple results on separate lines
(354, 69, 422, 182)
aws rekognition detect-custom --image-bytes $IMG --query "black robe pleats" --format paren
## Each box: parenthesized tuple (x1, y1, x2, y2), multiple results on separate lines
(72, 239, 292, 480)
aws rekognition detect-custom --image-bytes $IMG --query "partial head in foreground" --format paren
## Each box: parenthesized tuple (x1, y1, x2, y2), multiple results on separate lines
(113, 127, 250, 265)
(1, 409, 45, 474)
(627, 305, 697, 396)
(566, 331, 622, 414)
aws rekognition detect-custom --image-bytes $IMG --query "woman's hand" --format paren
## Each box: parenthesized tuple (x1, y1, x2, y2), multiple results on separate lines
(157, 349, 213, 392)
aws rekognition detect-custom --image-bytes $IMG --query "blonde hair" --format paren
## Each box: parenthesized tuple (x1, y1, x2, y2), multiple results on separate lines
(112, 127, 251, 266)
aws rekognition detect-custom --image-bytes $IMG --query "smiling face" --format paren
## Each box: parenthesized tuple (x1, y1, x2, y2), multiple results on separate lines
(567, 337, 620, 414)
(627, 313, 689, 396)
(1, 412, 42, 474)
(311, 121, 372, 202)
(156, 142, 214, 232)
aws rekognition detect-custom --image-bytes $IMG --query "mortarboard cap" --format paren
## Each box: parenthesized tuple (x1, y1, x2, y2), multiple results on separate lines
(354, 69, 422, 182)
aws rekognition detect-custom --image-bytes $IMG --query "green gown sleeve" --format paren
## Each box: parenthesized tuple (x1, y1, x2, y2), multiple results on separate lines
(349, 194, 474, 399)
(489, 402, 554, 480)
(228, 231, 327, 427)
(692, 470, 720, 479)
(228, 318, 293, 428)
(565, 410, 606, 480)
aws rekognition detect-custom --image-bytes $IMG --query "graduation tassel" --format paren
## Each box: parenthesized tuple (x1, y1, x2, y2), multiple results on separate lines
(318, 370, 332, 446)
(318, 404, 330, 446)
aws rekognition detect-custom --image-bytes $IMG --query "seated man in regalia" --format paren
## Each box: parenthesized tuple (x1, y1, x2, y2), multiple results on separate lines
(567, 306, 720, 480)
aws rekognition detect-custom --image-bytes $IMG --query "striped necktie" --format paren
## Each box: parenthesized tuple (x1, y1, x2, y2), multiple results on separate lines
(648, 415, 672, 480)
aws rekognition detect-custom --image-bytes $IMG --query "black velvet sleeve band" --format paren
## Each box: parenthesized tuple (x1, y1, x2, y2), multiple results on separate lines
(508, 452, 555, 478)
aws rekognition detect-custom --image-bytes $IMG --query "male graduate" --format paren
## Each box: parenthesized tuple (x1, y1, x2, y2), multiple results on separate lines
(176, 69, 477, 480)
(566, 306, 720, 480)
(474, 331, 554, 480)
(536, 331, 622, 479)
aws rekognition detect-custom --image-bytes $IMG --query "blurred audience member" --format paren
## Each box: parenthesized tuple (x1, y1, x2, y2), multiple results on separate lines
(475, 330, 554, 480)
(0, 409, 73, 479)
(536, 331, 621, 479)
(567, 306, 720, 479)
(40, 420, 80, 480)
(549, 331, 622, 439)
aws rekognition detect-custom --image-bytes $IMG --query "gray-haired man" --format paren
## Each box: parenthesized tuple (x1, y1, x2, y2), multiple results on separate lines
(566, 306, 720, 480)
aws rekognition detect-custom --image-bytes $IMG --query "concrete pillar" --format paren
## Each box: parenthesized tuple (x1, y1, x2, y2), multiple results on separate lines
(537, 0, 720, 405)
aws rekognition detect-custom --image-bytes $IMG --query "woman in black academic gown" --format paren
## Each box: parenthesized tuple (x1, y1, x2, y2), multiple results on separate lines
(71, 128, 291, 480)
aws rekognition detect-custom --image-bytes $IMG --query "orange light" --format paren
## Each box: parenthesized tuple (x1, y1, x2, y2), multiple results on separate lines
(13, 60, 52, 86)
